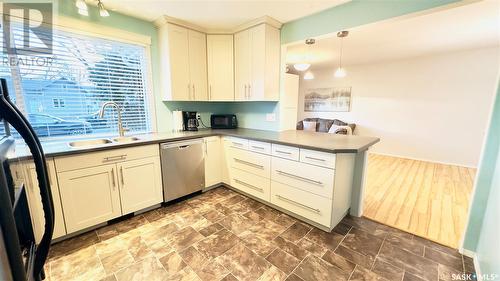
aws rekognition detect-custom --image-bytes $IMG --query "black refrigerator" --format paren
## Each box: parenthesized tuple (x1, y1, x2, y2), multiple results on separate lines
(0, 78, 54, 281)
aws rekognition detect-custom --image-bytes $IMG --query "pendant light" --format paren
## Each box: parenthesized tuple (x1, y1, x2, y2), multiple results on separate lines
(294, 38, 315, 71)
(304, 71, 314, 80)
(98, 0, 110, 17)
(75, 0, 109, 17)
(76, 0, 88, 16)
(335, 31, 349, 78)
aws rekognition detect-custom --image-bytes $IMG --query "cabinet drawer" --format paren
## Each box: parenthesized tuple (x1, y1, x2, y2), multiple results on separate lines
(271, 181, 332, 228)
(272, 144, 299, 161)
(231, 168, 270, 202)
(300, 149, 336, 169)
(228, 137, 249, 150)
(272, 157, 334, 199)
(55, 144, 159, 172)
(230, 147, 270, 178)
(248, 140, 271, 155)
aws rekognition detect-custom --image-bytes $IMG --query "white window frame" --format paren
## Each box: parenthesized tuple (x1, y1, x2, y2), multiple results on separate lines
(3, 14, 158, 134)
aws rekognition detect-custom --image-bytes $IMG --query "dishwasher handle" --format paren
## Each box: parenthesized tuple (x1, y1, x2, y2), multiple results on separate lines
(178, 145, 190, 150)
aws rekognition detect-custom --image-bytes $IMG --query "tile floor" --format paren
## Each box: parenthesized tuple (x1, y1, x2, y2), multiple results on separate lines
(45, 186, 476, 281)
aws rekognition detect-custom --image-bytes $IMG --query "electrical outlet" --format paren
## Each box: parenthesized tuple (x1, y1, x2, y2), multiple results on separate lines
(196, 113, 201, 120)
(266, 113, 276, 122)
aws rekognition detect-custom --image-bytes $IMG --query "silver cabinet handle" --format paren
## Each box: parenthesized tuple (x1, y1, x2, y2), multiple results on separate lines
(251, 146, 265, 150)
(275, 194, 321, 213)
(275, 150, 292, 155)
(188, 84, 191, 100)
(276, 170, 323, 186)
(111, 168, 116, 189)
(120, 166, 125, 186)
(103, 155, 127, 162)
(234, 178, 263, 192)
(192, 84, 196, 100)
(232, 142, 244, 147)
(248, 84, 251, 99)
(209, 85, 212, 100)
(305, 156, 326, 162)
(234, 158, 264, 169)
(244, 84, 248, 99)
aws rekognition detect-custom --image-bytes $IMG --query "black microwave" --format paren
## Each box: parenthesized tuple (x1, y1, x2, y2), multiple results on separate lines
(211, 114, 237, 129)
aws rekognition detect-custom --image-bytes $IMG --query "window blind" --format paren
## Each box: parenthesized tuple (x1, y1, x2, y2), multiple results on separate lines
(0, 23, 152, 139)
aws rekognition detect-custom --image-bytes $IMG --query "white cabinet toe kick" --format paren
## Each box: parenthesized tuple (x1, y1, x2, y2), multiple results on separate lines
(219, 136, 357, 231)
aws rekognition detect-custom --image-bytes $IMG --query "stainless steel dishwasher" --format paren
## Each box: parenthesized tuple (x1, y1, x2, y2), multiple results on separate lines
(160, 139, 205, 202)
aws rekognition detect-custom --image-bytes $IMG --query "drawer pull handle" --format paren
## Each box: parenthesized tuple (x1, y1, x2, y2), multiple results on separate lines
(275, 150, 292, 155)
(251, 146, 265, 150)
(232, 142, 244, 147)
(103, 155, 127, 162)
(234, 158, 264, 169)
(305, 156, 326, 162)
(276, 170, 323, 186)
(234, 179, 263, 192)
(275, 194, 321, 213)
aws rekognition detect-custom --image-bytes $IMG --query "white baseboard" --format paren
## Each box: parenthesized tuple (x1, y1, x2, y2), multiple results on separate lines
(369, 151, 477, 168)
(474, 254, 482, 281)
(460, 248, 475, 258)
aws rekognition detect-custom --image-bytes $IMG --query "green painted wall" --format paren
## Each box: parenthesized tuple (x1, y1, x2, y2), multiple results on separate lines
(281, 0, 461, 44)
(463, 82, 500, 252)
(475, 146, 500, 274)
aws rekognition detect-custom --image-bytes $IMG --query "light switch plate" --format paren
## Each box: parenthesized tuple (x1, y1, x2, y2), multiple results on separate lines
(266, 113, 276, 122)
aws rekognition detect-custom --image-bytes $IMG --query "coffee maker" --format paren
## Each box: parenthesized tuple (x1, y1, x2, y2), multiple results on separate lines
(182, 111, 199, 131)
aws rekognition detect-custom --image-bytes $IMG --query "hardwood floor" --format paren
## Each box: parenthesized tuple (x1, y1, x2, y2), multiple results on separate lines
(364, 153, 476, 248)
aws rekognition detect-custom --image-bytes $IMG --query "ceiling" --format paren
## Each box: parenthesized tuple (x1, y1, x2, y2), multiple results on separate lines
(99, 0, 349, 31)
(286, 0, 500, 70)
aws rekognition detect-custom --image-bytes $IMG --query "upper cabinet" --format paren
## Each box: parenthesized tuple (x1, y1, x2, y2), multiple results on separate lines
(234, 24, 280, 101)
(158, 17, 281, 102)
(207, 35, 234, 101)
(159, 23, 208, 101)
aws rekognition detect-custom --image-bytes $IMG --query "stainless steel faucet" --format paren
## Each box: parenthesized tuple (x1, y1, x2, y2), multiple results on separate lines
(98, 101, 126, 137)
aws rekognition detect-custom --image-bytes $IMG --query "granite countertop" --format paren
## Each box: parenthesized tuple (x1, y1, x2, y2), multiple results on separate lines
(13, 128, 380, 159)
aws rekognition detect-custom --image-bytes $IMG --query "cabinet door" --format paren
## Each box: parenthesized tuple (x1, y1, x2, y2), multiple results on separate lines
(117, 157, 163, 214)
(221, 137, 232, 184)
(168, 24, 191, 100)
(249, 24, 266, 100)
(207, 35, 234, 101)
(204, 137, 222, 187)
(25, 160, 67, 242)
(188, 29, 208, 101)
(234, 29, 251, 101)
(58, 164, 121, 234)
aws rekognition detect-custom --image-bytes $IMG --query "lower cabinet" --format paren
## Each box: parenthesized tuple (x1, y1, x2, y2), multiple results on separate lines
(204, 136, 222, 187)
(230, 167, 270, 201)
(57, 164, 122, 233)
(271, 181, 332, 227)
(118, 157, 163, 215)
(24, 159, 67, 242)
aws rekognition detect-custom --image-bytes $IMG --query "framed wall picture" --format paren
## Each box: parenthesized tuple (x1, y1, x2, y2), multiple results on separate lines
(304, 87, 352, 112)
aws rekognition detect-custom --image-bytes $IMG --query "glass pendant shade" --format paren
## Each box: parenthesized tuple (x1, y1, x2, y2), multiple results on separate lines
(304, 72, 314, 80)
(334, 67, 346, 78)
(294, 63, 310, 72)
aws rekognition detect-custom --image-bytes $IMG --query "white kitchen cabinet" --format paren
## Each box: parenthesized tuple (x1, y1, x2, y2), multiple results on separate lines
(221, 137, 232, 184)
(25, 159, 66, 242)
(117, 157, 163, 214)
(234, 29, 251, 101)
(188, 29, 208, 101)
(160, 23, 207, 101)
(207, 35, 234, 101)
(58, 164, 122, 233)
(204, 136, 222, 187)
(234, 24, 280, 101)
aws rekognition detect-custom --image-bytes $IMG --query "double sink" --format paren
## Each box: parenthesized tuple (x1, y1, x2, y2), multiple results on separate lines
(68, 136, 141, 148)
